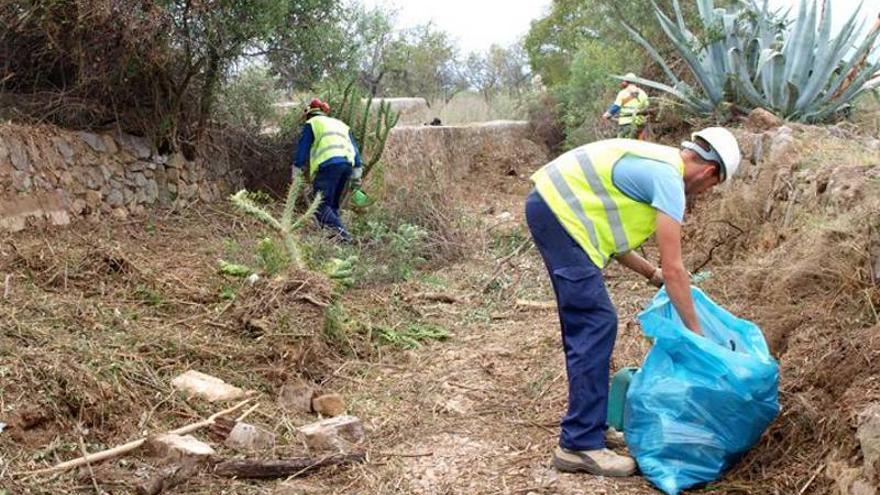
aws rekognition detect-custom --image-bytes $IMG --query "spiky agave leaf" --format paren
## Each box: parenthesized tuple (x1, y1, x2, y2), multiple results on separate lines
(625, 0, 879, 121)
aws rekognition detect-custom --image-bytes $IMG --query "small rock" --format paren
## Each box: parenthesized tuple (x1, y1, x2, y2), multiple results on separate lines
(768, 132, 796, 163)
(110, 207, 129, 220)
(746, 107, 782, 131)
(166, 153, 186, 169)
(103, 135, 118, 154)
(495, 211, 514, 222)
(47, 210, 70, 226)
(52, 137, 75, 164)
(7, 138, 31, 172)
(146, 434, 215, 461)
(106, 188, 124, 207)
(859, 404, 880, 480)
(299, 415, 364, 453)
(853, 480, 878, 495)
(85, 190, 103, 209)
(278, 382, 318, 413)
(172, 370, 245, 402)
(116, 133, 152, 159)
(312, 394, 346, 417)
(77, 131, 107, 153)
(224, 422, 276, 452)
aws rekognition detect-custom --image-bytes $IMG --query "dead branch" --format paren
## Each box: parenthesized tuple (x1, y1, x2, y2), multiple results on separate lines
(18, 399, 251, 477)
(213, 451, 366, 479)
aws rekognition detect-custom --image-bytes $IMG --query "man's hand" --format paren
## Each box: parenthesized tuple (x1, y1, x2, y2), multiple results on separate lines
(656, 212, 702, 334)
(602, 112, 611, 120)
(648, 268, 664, 288)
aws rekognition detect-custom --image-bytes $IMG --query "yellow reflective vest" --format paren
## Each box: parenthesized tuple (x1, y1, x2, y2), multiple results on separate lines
(531, 139, 684, 268)
(614, 86, 649, 126)
(307, 115, 356, 178)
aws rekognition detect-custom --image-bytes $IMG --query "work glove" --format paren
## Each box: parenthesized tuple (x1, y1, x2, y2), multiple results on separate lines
(350, 167, 363, 190)
(648, 268, 664, 288)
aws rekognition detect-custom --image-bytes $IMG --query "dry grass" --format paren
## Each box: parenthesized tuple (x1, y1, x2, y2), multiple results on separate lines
(0, 207, 355, 493)
(430, 92, 530, 125)
(682, 126, 880, 493)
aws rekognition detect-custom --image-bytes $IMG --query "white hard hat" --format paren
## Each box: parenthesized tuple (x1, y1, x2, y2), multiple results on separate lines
(689, 127, 741, 182)
(623, 72, 637, 81)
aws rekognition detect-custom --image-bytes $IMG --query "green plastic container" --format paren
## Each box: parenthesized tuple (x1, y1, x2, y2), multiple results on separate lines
(607, 367, 639, 432)
(352, 189, 372, 207)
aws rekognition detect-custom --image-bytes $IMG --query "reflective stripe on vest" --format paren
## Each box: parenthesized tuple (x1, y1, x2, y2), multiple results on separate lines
(307, 116, 356, 177)
(531, 139, 684, 268)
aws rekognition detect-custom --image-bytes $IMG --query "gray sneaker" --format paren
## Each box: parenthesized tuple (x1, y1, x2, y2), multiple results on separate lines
(552, 447, 637, 477)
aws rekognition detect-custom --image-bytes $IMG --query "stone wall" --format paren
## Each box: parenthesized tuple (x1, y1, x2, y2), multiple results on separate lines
(0, 123, 242, 232)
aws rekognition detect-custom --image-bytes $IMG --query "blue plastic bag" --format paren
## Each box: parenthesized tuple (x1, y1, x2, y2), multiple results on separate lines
(624, 287, 780, 495)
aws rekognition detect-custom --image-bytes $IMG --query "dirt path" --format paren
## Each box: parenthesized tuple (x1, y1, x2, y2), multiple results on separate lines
(309, 172, 662, 494)
(313, 261, 660, 494)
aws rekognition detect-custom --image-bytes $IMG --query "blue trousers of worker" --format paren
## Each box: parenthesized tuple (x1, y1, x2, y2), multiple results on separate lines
(525, 189, 618, 451)
(311, 162, 353, 240)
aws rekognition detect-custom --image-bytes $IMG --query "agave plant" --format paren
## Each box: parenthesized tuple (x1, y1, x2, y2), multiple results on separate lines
(623, 0, 880, 122)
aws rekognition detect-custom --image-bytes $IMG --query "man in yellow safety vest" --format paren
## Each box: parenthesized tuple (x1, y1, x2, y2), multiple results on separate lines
(525, 128, 741, 477)
(294, 98, 363, 242)
(602, 73, 650, 139)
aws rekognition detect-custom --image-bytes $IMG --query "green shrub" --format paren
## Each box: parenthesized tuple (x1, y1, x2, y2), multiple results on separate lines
(217, 64, 283, 132)
(555, 40, 634, 148)
(375, 323, 449, 349)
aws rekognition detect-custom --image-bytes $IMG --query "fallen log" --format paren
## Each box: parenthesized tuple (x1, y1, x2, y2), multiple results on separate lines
(213, 451, 366, 479)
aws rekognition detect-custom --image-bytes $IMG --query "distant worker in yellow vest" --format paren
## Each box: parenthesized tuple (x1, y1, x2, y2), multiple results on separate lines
(525, 128, 741, 477)
(602, 73, 650, 140)
(294, 98, 363, 242)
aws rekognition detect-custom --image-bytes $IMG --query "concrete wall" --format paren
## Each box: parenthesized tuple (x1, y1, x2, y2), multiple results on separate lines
(380, 120, 549, 187)
(0, 123, 242, 232)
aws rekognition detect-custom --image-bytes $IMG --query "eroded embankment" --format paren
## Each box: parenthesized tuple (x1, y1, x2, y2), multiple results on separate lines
(687, 121, 880, 494)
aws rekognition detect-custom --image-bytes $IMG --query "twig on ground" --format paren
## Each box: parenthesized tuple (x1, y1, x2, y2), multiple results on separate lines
(18, 399, 251, 477)
(797, 462, 825, 495)
(77, 434, 101, 494)
(514, 299, 556, 311)
(481, 240, 532, 293)
(3, 274, 11, 299)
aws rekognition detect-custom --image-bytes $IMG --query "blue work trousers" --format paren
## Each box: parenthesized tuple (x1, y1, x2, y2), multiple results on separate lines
(311, 162, 353, 240)
(525, 189, 618, 451)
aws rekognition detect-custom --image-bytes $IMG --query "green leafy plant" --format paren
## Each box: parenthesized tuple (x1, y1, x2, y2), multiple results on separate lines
(218, 260, 253, 277)
(624, 0, 880, 121)
(323, 255, 358, 287)
(255, 237, 290, 276)
(375, 323, 450, 349)
(230, 170, 321, 270)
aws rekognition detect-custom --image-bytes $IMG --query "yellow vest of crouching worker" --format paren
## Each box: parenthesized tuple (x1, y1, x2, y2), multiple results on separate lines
(307, 115, 356, 178)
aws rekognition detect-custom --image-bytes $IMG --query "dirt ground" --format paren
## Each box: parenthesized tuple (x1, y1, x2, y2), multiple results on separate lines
(3, 123, 879, 494)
